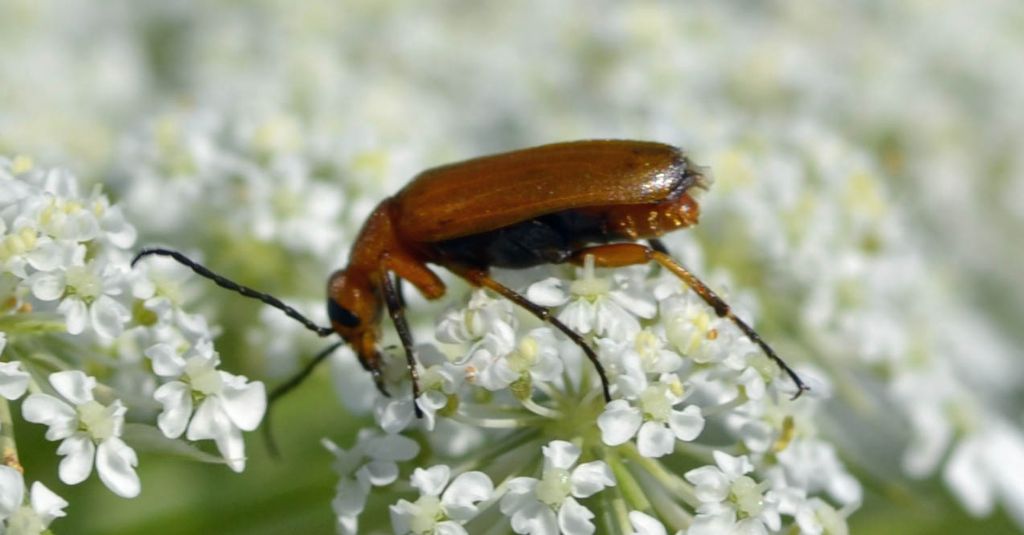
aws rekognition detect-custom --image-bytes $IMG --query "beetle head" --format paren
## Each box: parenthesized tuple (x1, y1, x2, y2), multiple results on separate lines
(326, 268, 379, 337)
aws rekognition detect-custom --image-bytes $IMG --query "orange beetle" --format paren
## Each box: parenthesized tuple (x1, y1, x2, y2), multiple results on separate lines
(135, 140, 807, 417)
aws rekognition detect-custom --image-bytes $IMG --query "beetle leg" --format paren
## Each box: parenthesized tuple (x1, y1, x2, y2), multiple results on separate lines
(452, 267, 612, 403)
(647, 238, 669, 255)
(262, 340, 345, 457)
(569, 243, 809, 399)
(380, 270, 424, 418)
(395, 276, 406, 308)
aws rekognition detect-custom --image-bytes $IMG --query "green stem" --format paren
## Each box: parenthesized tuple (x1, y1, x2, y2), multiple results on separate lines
(605, 447, 651, 512)
(621, 441, 699, 508)
(0, 398, 20, 470)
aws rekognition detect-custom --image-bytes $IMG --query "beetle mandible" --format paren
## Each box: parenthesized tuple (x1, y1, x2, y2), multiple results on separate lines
(134, 140, 809, 417)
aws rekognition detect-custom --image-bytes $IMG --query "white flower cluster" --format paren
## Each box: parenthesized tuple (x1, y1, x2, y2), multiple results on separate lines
(1, 1, 1022, 532)
(325, 248, 857, 533)
(0, 157, 266, 531)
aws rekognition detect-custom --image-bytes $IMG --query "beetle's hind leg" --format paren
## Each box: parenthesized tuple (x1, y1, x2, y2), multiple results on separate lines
(381, 271, 424, 417)
(453, 267, 612, 403)
(568, 243, 809, 399)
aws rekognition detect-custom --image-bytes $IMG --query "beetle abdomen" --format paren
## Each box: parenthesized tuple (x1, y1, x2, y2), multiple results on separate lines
(431, 209, 608, 269)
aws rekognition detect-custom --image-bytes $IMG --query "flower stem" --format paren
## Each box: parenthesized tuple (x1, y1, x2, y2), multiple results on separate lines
(520, 398, 562, 419)
(621, 441, 699, 508)
(605, 447, 652, 512)
(0, 398, 21, 471)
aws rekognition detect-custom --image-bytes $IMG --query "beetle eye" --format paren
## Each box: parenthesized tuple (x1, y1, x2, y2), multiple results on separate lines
(327, 298, 359, 328)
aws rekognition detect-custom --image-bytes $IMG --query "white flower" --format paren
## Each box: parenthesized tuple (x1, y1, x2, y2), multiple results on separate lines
(374, 346, 462, 433)
(661, 292, 727, 365)
(775, 488, 850, 535)
(500, 440, 616, 535)
(436, 289, 517, 347)
(29, 258, 131, 338)
(325, 431, 421, 535)
(147, 338, 266, 472)
(776, 439, 861, 508)
(466, 327, 564, 393)
(528, 257, 655, 340)
(943, 418, 1024, 526)
(21, 370, 140, 498)
(598, 377, 705, 458)
(684, 451, 780, 535)
(390, 465, 494, 535)
(0, 465, 68, 534)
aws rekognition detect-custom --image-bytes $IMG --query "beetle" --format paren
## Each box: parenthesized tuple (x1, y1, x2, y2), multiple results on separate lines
(134, 139, 808, 418)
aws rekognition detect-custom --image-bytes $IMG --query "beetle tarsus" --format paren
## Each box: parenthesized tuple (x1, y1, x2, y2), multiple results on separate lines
(371, 367, 391, 397)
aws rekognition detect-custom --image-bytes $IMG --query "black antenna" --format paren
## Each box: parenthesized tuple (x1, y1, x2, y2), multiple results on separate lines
(131, 248, 335, 337)
(263, 341, 344, 458)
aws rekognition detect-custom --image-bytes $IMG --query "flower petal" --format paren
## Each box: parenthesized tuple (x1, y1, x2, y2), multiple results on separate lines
(57, 434, 96, 485)
(376, 398, 415, 434)
(0, 465, 24, 516)
(628, 511, 666, 535)
(558, 497, 596, 535)
(30, 272, 65, 301)
(154, 381, 193, 438)
(442, 471, 494, 522)
(389, 499, 416, 535)
(96, 437, 140, 498)
(145, 343, 186, 377)
(943, 437, 992, 516)
(499, 477, 539, 516)
(48, 370, 96, 405)
(510, 500, 558, 535)
(637, 421, 675, 458)
(684, 466, 730, 503)
(597, 400, 642, 446)
(668, 405, 705, 442)
(410, 465, 451, 497)
(58, 297, 88, 335)
(363, 433, 420, 462)
(570, 461, 615, 498)
(526, 277, 569, 307)
(0, 361, 31, 400)
(91, 294, 130, 339)
(188, 396, 247, 472)
(30, 481, 68, 525)
(332, 478, 370, 516)
(713, 450, 753, 479)
(22, 393, 78, 440)
(218, 373, 266, 431)
(359, 461, 399, 487)
(542, 440, 581, 471)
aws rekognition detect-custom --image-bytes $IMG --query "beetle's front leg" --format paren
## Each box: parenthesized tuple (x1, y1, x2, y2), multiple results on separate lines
(379, 268, 424, 418)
